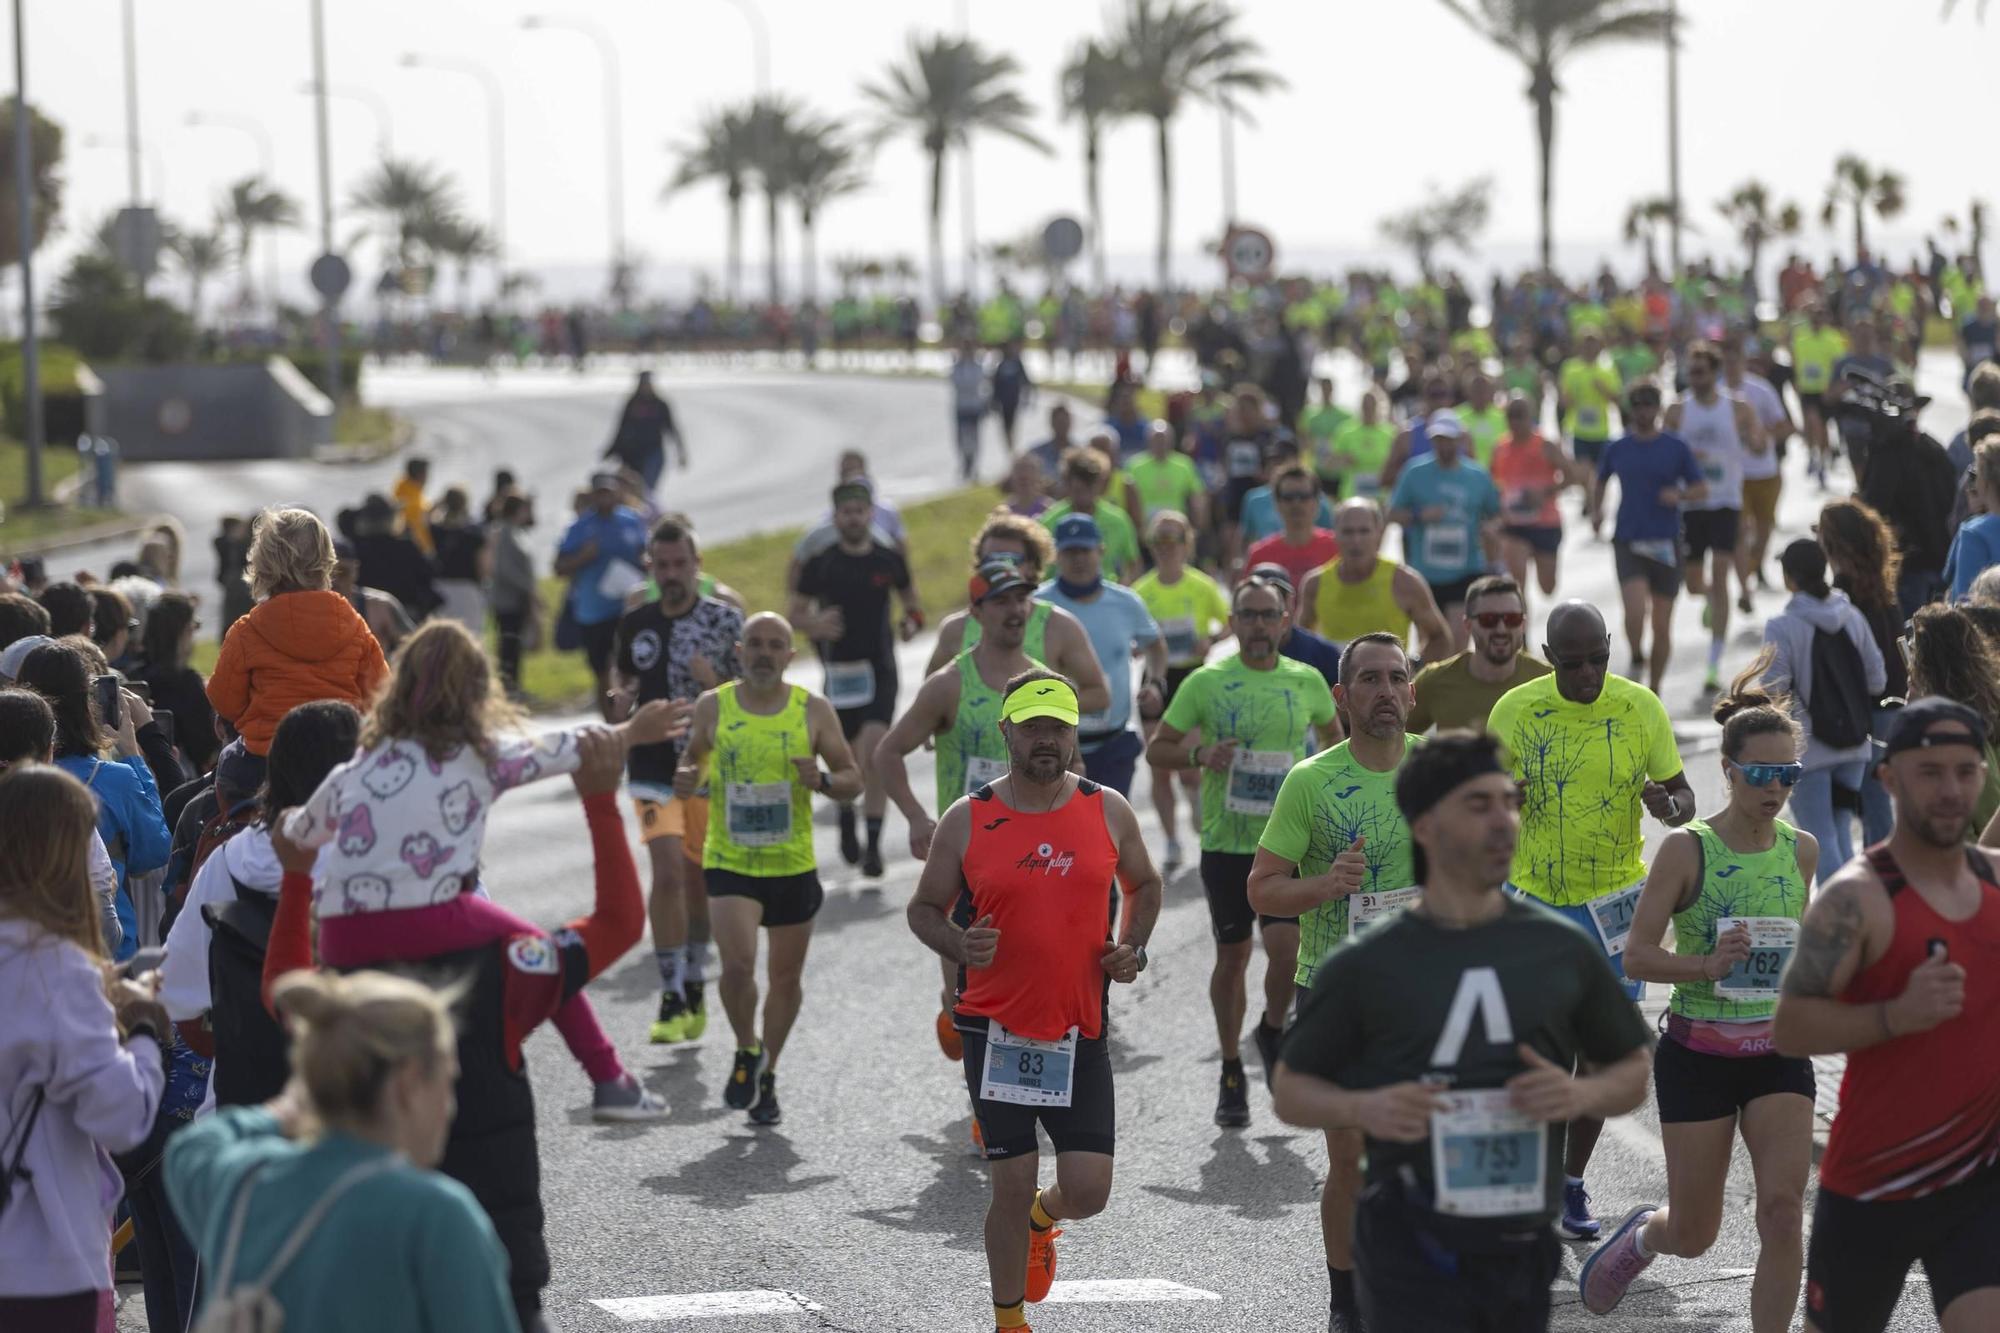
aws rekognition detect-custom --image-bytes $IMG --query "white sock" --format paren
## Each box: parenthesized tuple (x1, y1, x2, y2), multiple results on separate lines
(1632, 1217, 1655, 1258)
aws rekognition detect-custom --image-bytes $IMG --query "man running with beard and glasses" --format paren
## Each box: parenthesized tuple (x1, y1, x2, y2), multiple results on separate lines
(612, 519, 743, 1045)
(1773, 698, 2000, 1333)
(1487, 600, 1693, 1241)
(1591, 380, 1707, 693)
(1408, 575, 1551, 735)
(1147, 575, 1338, 1128)
(672, 613, 862, 1124)
(792, 480, 926, 879)
(1666, 341, 1764, 694)
(1248, 630, 1421, 1332)
(1037, 514, 1165, 800)
(1299, 499, 1451, 664)
(1245, 563, 1346, 691)
(1273, 732, 1653, 1333)
(907, 670, 1162, 1333)
(924, 513, 1112, 708)
(877, 562, 1113, 1064)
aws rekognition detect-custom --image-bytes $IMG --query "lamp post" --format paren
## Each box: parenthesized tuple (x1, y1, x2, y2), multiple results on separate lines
(120, 0, 140, 206)
(185, 110, 279, 313)
(13, 0, 41, 507)
(398, 53, 507, 273)
(296, 81, 394, 159)
(521, 15, 624, 281)
(721, 0, 770, 94)
(1666, 0, 1683, 277)
(308, 0, 341, 402)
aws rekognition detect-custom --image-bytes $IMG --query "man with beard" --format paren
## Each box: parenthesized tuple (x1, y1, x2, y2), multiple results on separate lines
(1408, 576, 1550, 734)
(1246, 630, 1422, 1331)
(673, 613, 862, 1124)
(1773, 698, 2000, 1333)
(906, 668, 1162, 1333)
(1148, 575, 1338, 1129)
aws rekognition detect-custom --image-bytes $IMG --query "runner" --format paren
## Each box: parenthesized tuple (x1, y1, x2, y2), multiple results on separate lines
(1147, 575, 1339, 1127)
(611, 518, 744, 1045)
(1408, 575, 1551, 734)
(1590, 380, 1708, 693)
(1491, 396, 1584, 605)
(1272, 731, 1653, 1333)
(1243, 563, 1346, 689)
(1559, 330, 1623, 536)
(1386, 410, 1502, 651)
(1457, 373, 1507, 471)
(1723, 336, 1797, 605)
(1486, 600, 1694, 1241)
(1123, 420, 1208, 536)
(1665, 341, 1764, 693)
(1301, 376, 1353, 496)
(906, 669, 1162, 1333)
(924, 513, 1112, 707)
(1036, 514, 1165, 798)
(1039, 449, 1142, 585)
(1247, 630, 1421, 1332)
(672, 613, 862, 1124)
(1772, 697, 2000, 1333)
(791, 479, 926, 878)
(1582, 669, 1819, 1328)
(1244, 465, 1342, 590)
(1299, 498, 1451, 663)
(1789, 302, 1848, 486)
(1131, 510, 1232, 875)
(1329, 390, 1396, 502)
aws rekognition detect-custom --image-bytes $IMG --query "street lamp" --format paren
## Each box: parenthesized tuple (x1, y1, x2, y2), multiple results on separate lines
(295, 80, 393, 159)
(13, 0, 42, 507)
(719, 0, 771, 94)
(398, 53, 507, 274)
(185, 110, 279, 315)
(521, 14, 624, 277)
(80, 134, 166, 203)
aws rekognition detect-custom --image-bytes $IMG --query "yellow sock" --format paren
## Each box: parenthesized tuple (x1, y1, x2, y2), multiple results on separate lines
(1029, 1190, 1056, 1231)
(994, 1298, 1028, 1329)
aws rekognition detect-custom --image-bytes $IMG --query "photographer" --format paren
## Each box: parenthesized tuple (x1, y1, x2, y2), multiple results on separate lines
(1841, 370, 1959, 617)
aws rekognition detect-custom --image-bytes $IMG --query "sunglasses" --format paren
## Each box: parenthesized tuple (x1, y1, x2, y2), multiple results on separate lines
(1234, 606, 1286, 623)
(1730, 759, 1804, 788)
(1276, 491, 1316, 503)
(1472, 611, 1526, 629)
(1551, 650, 1611, 671)
(1628, 394, 1662, 408)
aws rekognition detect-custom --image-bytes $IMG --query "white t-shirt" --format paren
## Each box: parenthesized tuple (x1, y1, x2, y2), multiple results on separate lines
(1678, 392, 1746, 512)
(1732, 373, 1786, 482)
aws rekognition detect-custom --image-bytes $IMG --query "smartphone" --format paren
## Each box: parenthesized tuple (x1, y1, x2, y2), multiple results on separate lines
(152, 708, 175, 749)
(125, 680, 152, 704)
(93, 675, 122, 729)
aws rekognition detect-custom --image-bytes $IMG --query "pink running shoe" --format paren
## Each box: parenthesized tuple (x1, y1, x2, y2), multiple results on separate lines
(1579, 1205, 1658, 1315)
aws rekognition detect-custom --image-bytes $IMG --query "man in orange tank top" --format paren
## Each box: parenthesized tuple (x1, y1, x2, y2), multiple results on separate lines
(907, 668, 1163, 1333)
(1773, 698, 2000, 1333)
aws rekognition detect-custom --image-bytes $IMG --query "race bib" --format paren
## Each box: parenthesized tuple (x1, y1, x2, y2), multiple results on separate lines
(1702, 460, 1725, 484)
(965, 756, 1009, 794)
(1421, 524, 1471, 572)
(1716, 917, 1799, 999)
(1351, 885, 1420, 934)
(1585, 880, 1646, 956)
(1227, 441, 1263, 479)
(1800, 365, 1829, 392)
(979, 1020, 1077, 1107)
(1628, 538, 1678, 568)
(1353, 474, 1382, 500)
(1225, 749, 1294, 815)
(1430, 1088, 1546, 1218)
(1160, 616, 1198, 663)
(1575, 405, 1605, 435)
(824, 659, 876, 710)
(1504, 487, 1544, 519)
(725, 781, 793, 847)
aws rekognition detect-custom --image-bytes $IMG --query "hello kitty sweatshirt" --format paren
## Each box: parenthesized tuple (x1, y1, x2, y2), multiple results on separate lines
(280, 728, 587, 915)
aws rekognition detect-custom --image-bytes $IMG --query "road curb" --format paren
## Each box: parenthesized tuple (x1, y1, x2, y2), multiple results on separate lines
(2, 512, 154, 557)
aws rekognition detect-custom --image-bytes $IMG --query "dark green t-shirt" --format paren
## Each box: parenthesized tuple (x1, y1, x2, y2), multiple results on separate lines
(1280, 897, 1649, 1240)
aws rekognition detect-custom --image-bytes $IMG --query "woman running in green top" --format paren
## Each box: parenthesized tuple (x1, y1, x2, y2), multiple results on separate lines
(1584, 668, 1819, 1328)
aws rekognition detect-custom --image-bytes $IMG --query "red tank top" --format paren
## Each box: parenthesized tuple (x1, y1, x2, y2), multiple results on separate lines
(1818, 844, 2000, 1201)
(956, 778, 1121, 1041)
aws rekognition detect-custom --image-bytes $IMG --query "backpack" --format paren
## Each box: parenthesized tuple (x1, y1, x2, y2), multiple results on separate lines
(0, 1087, 44, 1221)
(202, 878, 290, 1107)
(1806, 626, 1873, 750)
(194, 1155, 397, 1333)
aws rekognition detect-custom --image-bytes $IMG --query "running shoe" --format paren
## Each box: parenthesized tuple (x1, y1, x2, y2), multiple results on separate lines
(1026, 1221, 1062, 1303)
(1702, 666, 1720, 693)
(748, 1070, 781, 1125)
(1628, 655, 1645, 679)
(1579, 1205, 1658, 1314)
(861, 845, 885, 878)
(724, 1044, 768, 1110)
(970, 1117, 984, 1152)
(591, 1073, 670, 1122)
(1737, 589, 1754, 615)
(937, 1008, 964, 1060)
(649, 990, 692, 1044)
(1163, 837, 1184, 877)
(1215, 1059, 1251, 1128)
(838, 807, 861, 865)
(1558, 1179, 1602, 1240)
(1326, 1311, 1364, 1333)
(1252, 1018, 1284, 1092)
(683, 984, 709, 1041)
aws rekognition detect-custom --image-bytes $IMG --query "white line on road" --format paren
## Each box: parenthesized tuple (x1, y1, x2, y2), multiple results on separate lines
(1041, 1279, 1221, 1304)
(589, 1290, 824, 1321)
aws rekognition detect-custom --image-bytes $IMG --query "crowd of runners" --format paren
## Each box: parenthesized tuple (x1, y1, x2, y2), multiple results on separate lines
(5, 248, 2000, 1333)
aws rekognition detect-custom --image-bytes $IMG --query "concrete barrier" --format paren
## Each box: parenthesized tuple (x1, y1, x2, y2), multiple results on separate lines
(96, 357, 333, 461)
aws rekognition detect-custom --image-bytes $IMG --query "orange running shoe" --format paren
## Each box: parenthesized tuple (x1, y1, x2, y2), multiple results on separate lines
(936, 1008, 963, 1060)
(1026, 1224, 1062, 1302)
(970, 1117, 985, 1151)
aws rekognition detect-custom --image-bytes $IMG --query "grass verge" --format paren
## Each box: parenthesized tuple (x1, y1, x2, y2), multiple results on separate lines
(0, 440, 109, 547)
(335, 402, 407, 446)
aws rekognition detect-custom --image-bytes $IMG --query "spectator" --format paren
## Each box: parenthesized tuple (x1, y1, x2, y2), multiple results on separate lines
(132, 591, 218, 775)
(990, 337, 1032, 455)
(36, 580, 93, 639)
(554, 470, 650, 714)
(604, 370, 685, 488)
(1852, 376, 1959, 617)
(1970, 564, 2000, 607)
(1905, 603, 2000, 834)
(483, 468, 529, 526)
(430, 486, 491, 635)
(0, 591, 50, 655)
(1817, 498, 1908, 846)
(135, 523, 182, 587)
(0, 765, 168, 1333)
(949, 339, 987, 480)
(213, 516, 254, 639)
(489, 494, 540, 694)
(88, 586, 137, 673)
(350, 494, 442, 620)
(1945, 440, 2000, 601)
(333, 537, 415, 656)
(206, 507, 389, 759)
(393, 456, 435, 556)
(0, 633, 53, 685)
(164, 970, 519, 1333)
(0, 688, 119, 952)
(1946, 364, 2000, 535)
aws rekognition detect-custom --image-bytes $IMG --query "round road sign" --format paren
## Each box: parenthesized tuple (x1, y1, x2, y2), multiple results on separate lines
(310, 253, 352, 301)
(1223, 226, 1275, 282)
(1042, 216, 1085, 265)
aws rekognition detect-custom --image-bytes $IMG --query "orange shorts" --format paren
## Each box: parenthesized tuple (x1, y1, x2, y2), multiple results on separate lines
(1742, 475, 1781, 530)
(633, 793, 708, 863)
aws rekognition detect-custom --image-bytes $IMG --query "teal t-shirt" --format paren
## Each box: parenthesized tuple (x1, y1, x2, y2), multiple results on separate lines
(1161, 654, 1336, 855)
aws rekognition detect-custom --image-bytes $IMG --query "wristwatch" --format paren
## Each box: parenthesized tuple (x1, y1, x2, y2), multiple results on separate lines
(1133, 944, 1149, 973)
(817, 770, 832, 795)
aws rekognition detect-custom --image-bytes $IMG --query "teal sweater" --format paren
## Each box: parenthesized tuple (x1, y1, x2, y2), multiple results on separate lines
(165, 1108, 518, 1333)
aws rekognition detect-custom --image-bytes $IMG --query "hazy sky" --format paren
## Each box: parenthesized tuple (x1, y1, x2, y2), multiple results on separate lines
(12, 0, 1973, 302)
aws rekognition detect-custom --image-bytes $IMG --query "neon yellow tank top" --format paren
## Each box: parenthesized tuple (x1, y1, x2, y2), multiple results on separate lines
(703, 683, 816, 876)
(934, 651, 1016, 815)
(962, 600, 1050, 663)
(1315, 557, 1410, 645)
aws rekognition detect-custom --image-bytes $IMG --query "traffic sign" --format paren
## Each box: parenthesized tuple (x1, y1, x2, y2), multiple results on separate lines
(1042, 216, 1085, 265)
(1222, 226, 1275, 283)
(309, 252, 352, 301)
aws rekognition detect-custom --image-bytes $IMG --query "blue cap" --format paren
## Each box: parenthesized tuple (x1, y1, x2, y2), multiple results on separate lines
(1053, 513, 1102, 551)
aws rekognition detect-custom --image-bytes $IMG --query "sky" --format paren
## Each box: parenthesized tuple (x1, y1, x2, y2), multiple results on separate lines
(6, 0, 1976, 307)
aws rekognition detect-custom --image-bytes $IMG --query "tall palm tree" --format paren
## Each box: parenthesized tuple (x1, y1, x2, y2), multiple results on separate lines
(169, 224, 229, 326)
(1436, 0, 1673, 271)
(1109, 0, 1283, 291)
(1821, 154, 1906, 256)
(862, 33, 1050, 306)
(667, 106, 759, 303)
(1378, 178, 1493, 283)
(0, 97, 64, 272)
(1060, 39, 1131, 292)
(1716, 181, 1800, 294)
(784, 120, 868, 305)
(744, 95, 807, 306)
(224, 175, 300, 308)
(1621, 196, 1683, 276)
(347, 157, 459, 275)
(420, 213, 496, 311)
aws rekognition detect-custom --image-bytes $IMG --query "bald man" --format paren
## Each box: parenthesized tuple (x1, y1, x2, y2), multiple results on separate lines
(673, 611, 863, 1123)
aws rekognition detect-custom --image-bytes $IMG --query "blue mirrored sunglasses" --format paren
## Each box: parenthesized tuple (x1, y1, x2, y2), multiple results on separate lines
(1731, 760, 1803, 788)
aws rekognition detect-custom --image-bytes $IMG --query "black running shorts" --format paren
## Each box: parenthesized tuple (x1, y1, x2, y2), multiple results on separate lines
(956, 1022, 1115, 1161)
(1681, 507, 1741, 561)
(1653, 1033, 1815, 1124)
(1200, 849, 1298, 945)
(1354, 1185, 1561, 1333)
(703, 867, 824, 928)
(1806, 1170, 2000, 1332)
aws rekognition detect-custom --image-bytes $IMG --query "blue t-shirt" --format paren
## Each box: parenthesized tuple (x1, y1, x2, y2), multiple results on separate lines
(1036, 580, 1161, 741)
(1946, 512, 2000, 601)
(1386, 456, 1500, 584)
(1106, 414, 1149, 458)
(1598, 432, 1703, 545)
(1279, 625, 1343, 687)
(557, 506, 649, 626)
(1239, 485, 1339, 544)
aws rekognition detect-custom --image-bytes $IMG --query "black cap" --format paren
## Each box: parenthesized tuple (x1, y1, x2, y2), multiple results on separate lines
(1882, 697, 1989, 760)
(969, 558, 1031, 604)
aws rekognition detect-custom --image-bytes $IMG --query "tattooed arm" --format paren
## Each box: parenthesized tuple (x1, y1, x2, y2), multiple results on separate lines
(1771, 867, 1897, 1058)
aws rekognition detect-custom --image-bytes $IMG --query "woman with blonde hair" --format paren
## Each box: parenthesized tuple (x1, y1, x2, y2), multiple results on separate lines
(165, 969, 518, 1333)
(1817, 497, 1906, 844)
(0, 765, 168, 1332)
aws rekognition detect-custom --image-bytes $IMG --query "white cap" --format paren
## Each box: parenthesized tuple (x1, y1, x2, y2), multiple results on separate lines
(1427, 408, 1467, 440)
(0, 634, 54, 683)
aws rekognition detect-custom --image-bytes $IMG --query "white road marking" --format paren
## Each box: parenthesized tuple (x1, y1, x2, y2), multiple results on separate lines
(589, 1290, 823, 1321)
(1041, 1279, 1221, 1304)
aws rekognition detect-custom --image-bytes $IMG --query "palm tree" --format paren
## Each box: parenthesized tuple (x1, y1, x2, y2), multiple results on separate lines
(667, 106, 759, 303)
(1821, 154, 1905, 256)
(347, 157, 459, 275)
(169, 223, 229, 326)
(1108, 0, 1283, 290)
(1436, 0, 1674, 271)
(743, 95, 808, 306)
(1378, 178, 1494, 283)
(784, 120, 867, 305)
(1716, 181, 1800, 295)
(862, 33, 1050, 306)
(224, 175, 300, 308)
(420, 213, 497, 311)
(1622, 196, 1683, 276)
(0, 97, 64, 272)
(1059, 39, 1131, 291)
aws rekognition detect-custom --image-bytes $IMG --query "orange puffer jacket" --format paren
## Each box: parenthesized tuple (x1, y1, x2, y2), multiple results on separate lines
(205, 589, 389, 754)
